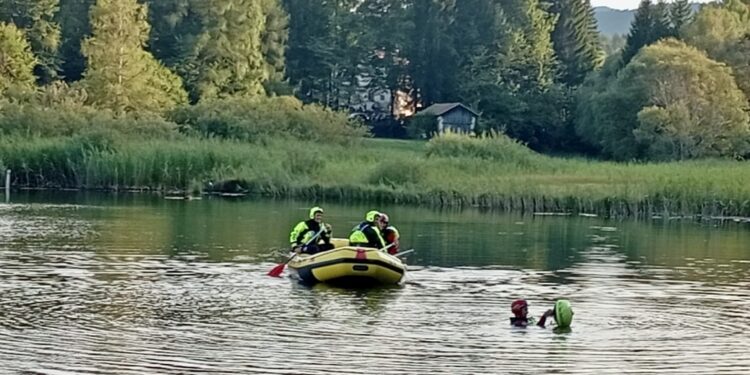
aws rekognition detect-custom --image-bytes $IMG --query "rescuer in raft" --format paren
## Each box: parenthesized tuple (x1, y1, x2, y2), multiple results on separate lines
(349, 210, 386, 249)
(289, 206, 334, 255)
(379, 212, 400, 255)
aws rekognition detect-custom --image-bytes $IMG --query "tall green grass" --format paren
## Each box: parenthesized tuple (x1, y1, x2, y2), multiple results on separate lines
(1, 133, 749, 218)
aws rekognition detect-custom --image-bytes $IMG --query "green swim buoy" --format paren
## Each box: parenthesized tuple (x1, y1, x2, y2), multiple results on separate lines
(554, 299, 574, 328)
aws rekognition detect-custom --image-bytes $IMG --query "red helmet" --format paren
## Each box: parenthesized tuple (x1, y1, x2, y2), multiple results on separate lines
(511, 299, 528, 318)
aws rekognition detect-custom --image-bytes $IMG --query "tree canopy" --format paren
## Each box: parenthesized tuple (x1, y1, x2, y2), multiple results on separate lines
(0, 0, 749, 160)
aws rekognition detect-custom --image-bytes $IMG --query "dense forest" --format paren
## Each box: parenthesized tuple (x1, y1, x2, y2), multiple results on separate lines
(1, 0, 750, 161)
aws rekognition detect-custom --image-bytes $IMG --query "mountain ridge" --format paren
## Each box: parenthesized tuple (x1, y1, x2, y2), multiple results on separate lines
(594, 3, 705, 36)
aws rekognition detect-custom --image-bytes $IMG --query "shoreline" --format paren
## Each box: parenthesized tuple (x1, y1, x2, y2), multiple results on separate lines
(2, 136, 749, 220)
(5, 184, 750, 224)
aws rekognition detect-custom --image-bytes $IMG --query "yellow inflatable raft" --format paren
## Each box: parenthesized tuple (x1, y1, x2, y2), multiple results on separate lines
(287, 239, 406, 286)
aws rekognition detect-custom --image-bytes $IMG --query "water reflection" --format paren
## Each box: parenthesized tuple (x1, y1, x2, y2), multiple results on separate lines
(1, 192, 749, 374)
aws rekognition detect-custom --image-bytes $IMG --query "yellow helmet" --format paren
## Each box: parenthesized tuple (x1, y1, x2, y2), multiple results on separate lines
(365, 210, 380, 222)
(309, 206, 324, 219)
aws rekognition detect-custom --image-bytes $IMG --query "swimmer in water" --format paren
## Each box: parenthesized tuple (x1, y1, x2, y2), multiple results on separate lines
(537, 299, 574, 329)
(510, 299, 536, 327)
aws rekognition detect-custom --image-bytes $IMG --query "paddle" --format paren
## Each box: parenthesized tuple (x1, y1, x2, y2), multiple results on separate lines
(393, 248, 414, 257)
(268, 227, 325, 277)
(378, 242, 396, 253)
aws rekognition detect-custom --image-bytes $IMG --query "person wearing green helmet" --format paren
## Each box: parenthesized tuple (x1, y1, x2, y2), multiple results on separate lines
(537, 299, 574, 329)
(348, 210, 386, 249)
(289, 206, 333, 254)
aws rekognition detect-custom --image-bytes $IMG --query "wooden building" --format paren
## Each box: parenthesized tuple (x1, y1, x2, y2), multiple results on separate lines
(416, 102, 479, 134)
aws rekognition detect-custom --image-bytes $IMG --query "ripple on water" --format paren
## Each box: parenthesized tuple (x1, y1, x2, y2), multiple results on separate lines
(1, 205, 750, 374)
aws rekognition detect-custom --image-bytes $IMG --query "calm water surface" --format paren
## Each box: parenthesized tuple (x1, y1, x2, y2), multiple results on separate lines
(1, 192, 749, 374)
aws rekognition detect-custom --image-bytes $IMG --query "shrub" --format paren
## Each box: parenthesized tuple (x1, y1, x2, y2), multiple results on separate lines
(425, 130, 541, 167)
(170, 96, 369, 144)
(0, 101, 179, 139)
(406, 115, 436, 139)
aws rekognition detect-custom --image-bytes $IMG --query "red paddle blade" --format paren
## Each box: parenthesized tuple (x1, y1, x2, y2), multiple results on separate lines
(268, 263, 286, 277)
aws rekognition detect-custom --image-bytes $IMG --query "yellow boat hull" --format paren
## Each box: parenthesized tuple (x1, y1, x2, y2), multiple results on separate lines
(287, 245, 406, 286)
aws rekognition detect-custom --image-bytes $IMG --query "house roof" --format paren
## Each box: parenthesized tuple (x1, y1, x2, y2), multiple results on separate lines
(418, 102, 479, 117)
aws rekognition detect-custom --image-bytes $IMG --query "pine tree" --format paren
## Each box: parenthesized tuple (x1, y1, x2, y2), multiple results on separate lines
(260, 0, 288, 84)
(283, 0, 332, 102)
(357, 0, 413, 100)
(452, 0, 500, 60)
(81, 0, 187, 114)
(408, 0, 458, 105)
(502, 0, 558, 90)
(0, 0, 61, 83)
(0, 22, 37, 94)
(188, 0, 266, 100)
(652, 1, 672, 38)
(144, 0, 199, 70)
(669, 0, 693, 34)
(57, 0, 94, 82)
(621, 0, 657, 66)
(550, 0, 604, 86)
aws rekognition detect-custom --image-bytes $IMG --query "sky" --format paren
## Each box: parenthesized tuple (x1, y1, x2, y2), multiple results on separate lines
(591, 0, 713, 10)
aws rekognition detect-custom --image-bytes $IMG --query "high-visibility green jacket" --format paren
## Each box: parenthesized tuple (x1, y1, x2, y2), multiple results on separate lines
(348, 221, 385, 249)
(289, 219, 331, 247)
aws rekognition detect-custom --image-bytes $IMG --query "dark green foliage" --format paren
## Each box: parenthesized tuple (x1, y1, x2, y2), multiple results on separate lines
(0, 0, 61, 83)
(621, 0, 691, 67)
(56, 0, 94, 81)
(283, 0, 359, 106)
(406, 114, 437, 139)
(577, 39, 750, 161)
(282, 0, 327, 102)
(144, 0, 199, 70)
(408, 0, 458, 105)
(621, 0, 659, 66)
(550, 0, 604, 86)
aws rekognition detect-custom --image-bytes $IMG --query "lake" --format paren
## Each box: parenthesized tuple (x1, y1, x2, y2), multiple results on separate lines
(1, 192, 749, 374)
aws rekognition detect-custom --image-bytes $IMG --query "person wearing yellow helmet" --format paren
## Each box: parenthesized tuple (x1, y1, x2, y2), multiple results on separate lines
(348, 210, 386, 249)
(289, 206, 333, 254)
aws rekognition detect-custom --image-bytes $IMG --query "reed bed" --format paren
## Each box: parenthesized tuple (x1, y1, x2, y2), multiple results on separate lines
(1, 133, 748, 218)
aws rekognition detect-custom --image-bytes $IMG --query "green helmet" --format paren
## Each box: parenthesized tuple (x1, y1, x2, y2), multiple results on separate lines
(365, 210, 380, 222)
(554, 299, 574, 328)
(309, 206, 324, 219)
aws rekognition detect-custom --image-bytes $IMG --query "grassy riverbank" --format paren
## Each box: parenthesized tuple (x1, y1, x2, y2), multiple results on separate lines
(1, 133, 749, 218)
